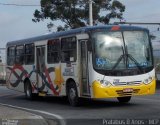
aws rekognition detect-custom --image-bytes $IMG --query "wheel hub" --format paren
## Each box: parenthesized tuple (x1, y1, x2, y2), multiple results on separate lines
(69, 88, 76, 100)
(26, 86, 31, 97)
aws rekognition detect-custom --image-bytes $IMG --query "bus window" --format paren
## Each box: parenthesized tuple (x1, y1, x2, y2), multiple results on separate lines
(7, 46, 15, 66)
(25, 44, 35, 65)
(15, 45, 24, 65)
(47, 39, 60, 63)
(61, 37, 77, 62)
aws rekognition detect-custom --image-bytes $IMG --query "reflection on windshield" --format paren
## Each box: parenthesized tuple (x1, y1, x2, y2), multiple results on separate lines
(124, 31, 152, 68)
(94, 32, 125, 70)
(93, 31, 152, 70)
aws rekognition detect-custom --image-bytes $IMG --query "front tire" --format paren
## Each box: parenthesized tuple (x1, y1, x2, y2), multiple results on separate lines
(117, 96, 131, 103)
(67, 81, 79, 106)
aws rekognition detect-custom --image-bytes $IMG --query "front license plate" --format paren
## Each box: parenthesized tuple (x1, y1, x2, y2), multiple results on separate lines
(123, 88, 133, 92)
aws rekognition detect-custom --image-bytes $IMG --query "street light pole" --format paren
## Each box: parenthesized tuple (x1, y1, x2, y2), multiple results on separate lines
(89, 0, 93, 26)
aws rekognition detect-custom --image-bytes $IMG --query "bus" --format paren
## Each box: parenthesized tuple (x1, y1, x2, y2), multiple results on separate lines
(152, 41, 160, 80)
(6, 25, 156, 106)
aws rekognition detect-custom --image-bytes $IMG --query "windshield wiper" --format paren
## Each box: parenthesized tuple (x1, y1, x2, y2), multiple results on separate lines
(111, 45, 143, 73)
(111, 46, 125, 71)
(127, 54, 143, 72)
(111, 55, 124, 71)
(125, 45, 143, 73)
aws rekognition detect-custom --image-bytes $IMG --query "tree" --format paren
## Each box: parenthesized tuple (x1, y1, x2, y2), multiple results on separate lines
(32, 0, 125, 31)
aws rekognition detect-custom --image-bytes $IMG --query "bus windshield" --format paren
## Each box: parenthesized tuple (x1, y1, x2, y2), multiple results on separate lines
(92, 31, 153, 71)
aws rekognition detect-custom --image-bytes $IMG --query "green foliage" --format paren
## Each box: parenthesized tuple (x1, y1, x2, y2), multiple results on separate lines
(32, 0, 125, 31)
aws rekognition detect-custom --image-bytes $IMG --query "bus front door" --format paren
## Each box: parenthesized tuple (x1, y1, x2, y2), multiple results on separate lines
(80, 40, 90, 96)
(36, 46, 46, 93)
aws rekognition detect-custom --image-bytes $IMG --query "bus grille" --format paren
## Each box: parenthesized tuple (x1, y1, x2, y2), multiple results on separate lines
(116, 89, 140, 96)
(113, 81, 142, 86)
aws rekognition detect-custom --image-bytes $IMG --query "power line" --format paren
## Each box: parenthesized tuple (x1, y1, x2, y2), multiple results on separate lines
(114, 22, 160, 25)
(0, 48, 5, 50)
(0, 2, 40, 7)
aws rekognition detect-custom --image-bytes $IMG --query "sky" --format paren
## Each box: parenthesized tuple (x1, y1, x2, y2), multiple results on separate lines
(0, 0, 160, 62)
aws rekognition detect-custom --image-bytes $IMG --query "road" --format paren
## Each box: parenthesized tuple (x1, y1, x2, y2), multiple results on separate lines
(0, 85, 160, 125)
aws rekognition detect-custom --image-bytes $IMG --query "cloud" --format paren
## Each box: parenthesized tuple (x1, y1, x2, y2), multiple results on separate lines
(2, 0, 40, 5)
(119, 0, 160, 22)
(0, 12, 19, 25)
(119, 0, 157, 7)
(0, 0, 42, 44)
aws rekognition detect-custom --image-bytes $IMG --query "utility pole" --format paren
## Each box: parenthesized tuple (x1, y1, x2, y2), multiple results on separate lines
(89, 0, 93, 26)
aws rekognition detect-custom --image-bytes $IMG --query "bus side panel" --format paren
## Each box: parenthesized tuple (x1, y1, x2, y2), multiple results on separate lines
(153, 50, 160, 80)
(23, 65, 37, 93)
(6, 65, 24, 92)
(43, 63, 79, 97)
(6, 66, 12, 89)
(46, 63, 66, 96)
(61, 62, 79, 95)
(152, 41, 160, 80)
(6, 64, 37, 93)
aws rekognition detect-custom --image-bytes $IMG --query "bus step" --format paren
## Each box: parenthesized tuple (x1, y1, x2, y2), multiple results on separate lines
(38, 92, 46, 97)
(82, 93, 91, 97)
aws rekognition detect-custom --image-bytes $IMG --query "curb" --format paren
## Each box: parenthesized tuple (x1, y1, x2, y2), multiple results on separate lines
(0, 104, 49, 125)
(0, 103, 65, 125)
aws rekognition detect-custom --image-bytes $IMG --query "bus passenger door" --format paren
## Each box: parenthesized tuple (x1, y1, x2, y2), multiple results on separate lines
(80, 40, 90, 96)
(36, 46, 46, 92)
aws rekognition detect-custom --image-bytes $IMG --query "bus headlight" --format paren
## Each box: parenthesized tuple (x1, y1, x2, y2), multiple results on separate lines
(98, 79, 111, 86)
(143, 76, 153, 85)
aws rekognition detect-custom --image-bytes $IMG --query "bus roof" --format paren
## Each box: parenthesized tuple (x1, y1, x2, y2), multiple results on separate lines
(6, 25, 148, 47)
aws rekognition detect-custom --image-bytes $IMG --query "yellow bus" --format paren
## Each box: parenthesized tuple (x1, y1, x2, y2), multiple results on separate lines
(6, 25, 156, 106)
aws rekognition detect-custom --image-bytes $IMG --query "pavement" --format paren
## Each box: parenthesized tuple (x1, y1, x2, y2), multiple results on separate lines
(0, 83, 61, 125)
(0, 81, 160, 125)
(0, 83, 55, 125)
(0, 104, 49, 125)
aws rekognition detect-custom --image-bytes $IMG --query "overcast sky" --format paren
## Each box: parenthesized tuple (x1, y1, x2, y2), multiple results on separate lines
(0, 0, 160, 62)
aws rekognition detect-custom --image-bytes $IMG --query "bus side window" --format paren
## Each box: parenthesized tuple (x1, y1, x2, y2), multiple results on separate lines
(15, 45, 24, 65)
(47, 39, 60, 63)
(7, 46, 15, 66)
(61, 37, 77, 62)
(25, 44, 35, 65)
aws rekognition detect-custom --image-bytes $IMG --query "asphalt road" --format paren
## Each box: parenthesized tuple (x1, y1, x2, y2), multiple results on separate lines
(0, 85, 160, 125)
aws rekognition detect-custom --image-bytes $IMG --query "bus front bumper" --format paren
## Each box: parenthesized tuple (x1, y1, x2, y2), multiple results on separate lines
(92, 80, 156, 98)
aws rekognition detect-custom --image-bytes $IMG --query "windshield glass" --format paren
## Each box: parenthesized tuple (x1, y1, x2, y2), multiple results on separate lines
(124, 31, 152, 68)
(93, 32, 125, 70)
(92, 31, 152, 70)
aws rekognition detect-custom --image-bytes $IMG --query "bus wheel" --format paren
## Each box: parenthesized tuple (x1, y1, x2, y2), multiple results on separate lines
(67, 82, 79, 106)
(117, 96, 131, 103)
(24, 81, 34, 100)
